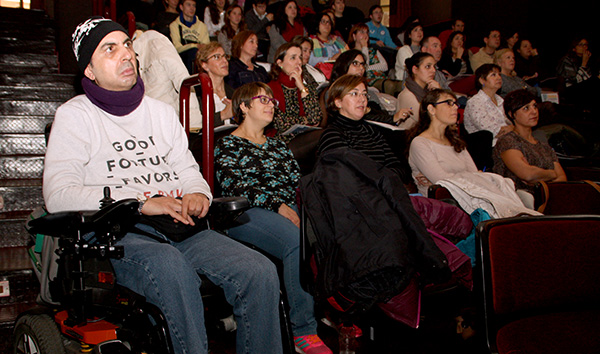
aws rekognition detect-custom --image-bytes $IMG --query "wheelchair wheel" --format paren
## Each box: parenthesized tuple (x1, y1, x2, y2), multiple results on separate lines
(13, 313, 66, 354)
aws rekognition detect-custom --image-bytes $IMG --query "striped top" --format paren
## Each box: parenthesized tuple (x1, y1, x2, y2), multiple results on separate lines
(317, 113, 411, 183)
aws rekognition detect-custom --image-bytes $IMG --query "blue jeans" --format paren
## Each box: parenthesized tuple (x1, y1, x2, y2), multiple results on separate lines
(110, 224, 283, 354)
(227, 207, 318, 337)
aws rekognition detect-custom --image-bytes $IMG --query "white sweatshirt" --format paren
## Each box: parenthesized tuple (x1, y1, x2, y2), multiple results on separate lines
(43, 95, 211, 212)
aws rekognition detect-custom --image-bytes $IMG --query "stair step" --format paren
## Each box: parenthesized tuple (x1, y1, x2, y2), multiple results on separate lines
(0, 100, 62, 116)
(0, 73, 76, 88)
(0, 134, 46, 155)
(0, 116, 53, 134)
(0, 179, 43, 214)
(0, 6, 49, 21)
(0, 38, 56, 55)
(0, 53, 58, 74)
(0, 211, 33, 248)
(0, 156, 44, 180)
(0, 85, 76, 101)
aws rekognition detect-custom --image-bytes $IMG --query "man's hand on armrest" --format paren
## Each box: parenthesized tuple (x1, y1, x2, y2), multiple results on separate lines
(141, 193, 210, 226)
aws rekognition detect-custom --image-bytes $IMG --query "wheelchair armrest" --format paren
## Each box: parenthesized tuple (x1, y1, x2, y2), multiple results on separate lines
(26, 199, 140, 240)
(208, 197, 250, 230)
(26, 210, 83, 239)
(209, 196, 249, 214)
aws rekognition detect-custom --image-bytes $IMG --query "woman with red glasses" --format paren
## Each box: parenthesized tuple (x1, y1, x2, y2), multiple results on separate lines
(215, 82, 333, 354)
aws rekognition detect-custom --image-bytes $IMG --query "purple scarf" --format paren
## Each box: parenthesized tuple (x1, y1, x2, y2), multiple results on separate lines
(82, 77, 145, 116)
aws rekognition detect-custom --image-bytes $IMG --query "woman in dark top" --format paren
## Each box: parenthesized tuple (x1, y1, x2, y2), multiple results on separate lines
(227, 30, 270, 89)
(320, 49, 412, 126)
(318, 74, 413, 187)
(493, 89, 566, 201)
(215, 82, 332, 354)
(438, 31, 472, 78)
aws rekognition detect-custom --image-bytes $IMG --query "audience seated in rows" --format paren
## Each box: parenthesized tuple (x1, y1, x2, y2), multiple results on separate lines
(267, 42, 322, 142)
(227, 30, 270, 89)
(169, 0, 210, 73)
(493, 89, 567, 207)
(214, 82, 333, 354)
(293, 35, 328, 85)
(463, 64, 512, 146)
(348, 23, 402, 96)
(407, 89, 537, 217)
(318, 74, 414, 188)
(556, 36, 598, 112)
(244, 0, 271, 60)
(307, 12, 348, 67)
(204, 0, 228, 38)
(217, 4, 245, 55)
(470, 29, 501, 72)
(394, 22, 423, 81)
(439, 18, 465, 50)
(50, 17, 284, 354)
(513, 38, 544, 87)
(494, 48, 540, 98)
(438, 31, 472, 80)
(329, 0, 364, 41)
(396, 53, 440, 129)
(320, 50, 408, 127)
(268, 0, 306, 62)
(153, 0, 179, 37)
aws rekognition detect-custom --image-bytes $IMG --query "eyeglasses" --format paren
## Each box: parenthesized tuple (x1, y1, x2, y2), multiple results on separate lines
(320, 19, 331, 25)
(351, 60, 366, 68)
(207, 53, 230, 61)
(432, 99, 458, 107)
(346, 91, 369, 100)
(251, 95, 279, 106)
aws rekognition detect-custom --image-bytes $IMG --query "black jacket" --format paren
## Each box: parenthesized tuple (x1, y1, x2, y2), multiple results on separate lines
(300, 148, 449, 305)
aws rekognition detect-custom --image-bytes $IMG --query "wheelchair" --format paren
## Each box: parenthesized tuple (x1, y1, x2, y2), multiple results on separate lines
(12, 187, 251, 354)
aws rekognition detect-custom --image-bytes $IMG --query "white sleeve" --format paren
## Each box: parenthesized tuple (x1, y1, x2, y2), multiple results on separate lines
(43, 103, 110, 212)
(409, 138, 454, 184)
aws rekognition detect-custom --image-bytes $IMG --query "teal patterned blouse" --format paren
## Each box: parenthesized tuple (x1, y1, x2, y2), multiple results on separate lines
(215, 135, 301, 211)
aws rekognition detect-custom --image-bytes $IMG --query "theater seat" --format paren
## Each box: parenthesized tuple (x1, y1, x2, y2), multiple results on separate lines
(534, 180, 600, 215)
(476, 215, 600, 354)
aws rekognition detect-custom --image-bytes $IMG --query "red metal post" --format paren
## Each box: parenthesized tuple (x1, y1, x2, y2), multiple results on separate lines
(179, 73, 215, 191)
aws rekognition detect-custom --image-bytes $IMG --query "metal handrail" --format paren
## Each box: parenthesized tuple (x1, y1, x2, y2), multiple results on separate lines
(180, 73, 215, 191)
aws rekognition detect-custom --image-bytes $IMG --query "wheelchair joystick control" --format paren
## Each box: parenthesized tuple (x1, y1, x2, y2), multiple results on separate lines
(99, 187, 115, 209)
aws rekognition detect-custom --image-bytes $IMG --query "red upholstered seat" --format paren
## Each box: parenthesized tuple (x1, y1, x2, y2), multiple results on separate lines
(496, 311, 600, 354)
(476, 216, 600, 354)
(534, 180, 600, 215)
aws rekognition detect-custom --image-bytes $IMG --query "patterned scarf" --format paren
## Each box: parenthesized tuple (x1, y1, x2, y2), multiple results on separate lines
(268, 72, 305, 116)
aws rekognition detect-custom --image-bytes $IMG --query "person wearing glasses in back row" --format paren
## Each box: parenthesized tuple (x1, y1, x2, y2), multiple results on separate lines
(215, 82, 334, 354)
(319, 49, 413, 128)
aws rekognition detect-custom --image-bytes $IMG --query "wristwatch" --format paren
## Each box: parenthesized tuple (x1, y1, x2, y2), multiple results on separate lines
(299, 87, 309, 94)
(136, 194, 147, 215)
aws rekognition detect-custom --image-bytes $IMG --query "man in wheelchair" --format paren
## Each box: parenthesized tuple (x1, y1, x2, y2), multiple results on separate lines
(40, 16, 283, 354)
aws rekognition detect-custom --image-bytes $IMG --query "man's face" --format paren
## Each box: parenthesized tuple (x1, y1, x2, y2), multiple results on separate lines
(332, 0, 345, 14)
(180, 0, 196, 18)
(253, 2, 267, 16)
(84, 31, 138, 92)
(423, 37, 442, 61)
(370, 8, 383, 24)
(452, 20, 464, 32)
(485, 30, 501, 50)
